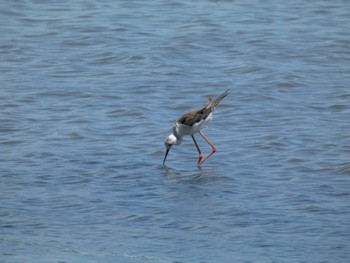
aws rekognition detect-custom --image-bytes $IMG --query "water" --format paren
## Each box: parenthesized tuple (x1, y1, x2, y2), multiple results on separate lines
(1, 1, 349, 262)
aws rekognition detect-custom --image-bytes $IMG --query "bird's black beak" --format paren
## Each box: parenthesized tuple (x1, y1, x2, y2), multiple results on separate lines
(163, 148, 170, 165)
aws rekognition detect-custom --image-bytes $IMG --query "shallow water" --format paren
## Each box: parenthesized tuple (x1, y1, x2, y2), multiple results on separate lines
(1, 1, 350, 262)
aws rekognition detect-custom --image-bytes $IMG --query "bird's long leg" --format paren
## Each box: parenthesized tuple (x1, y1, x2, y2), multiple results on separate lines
(198, 131, 217, 166)
(191, 135, 202, 166)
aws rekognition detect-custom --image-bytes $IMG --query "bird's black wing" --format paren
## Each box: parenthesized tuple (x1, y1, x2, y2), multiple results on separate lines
(177, 107, 206, 127)
(177, 89, 230, 127)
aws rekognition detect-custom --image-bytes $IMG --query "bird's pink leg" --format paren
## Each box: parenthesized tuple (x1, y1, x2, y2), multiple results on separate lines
(198, 131, 217, 166)
(191, 135, 202, 166)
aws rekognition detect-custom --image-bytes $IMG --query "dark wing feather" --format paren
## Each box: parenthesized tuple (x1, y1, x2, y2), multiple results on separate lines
(177, 89, 230, 127)
(177, 107, 207, 126)
(207, 89, 230, 110)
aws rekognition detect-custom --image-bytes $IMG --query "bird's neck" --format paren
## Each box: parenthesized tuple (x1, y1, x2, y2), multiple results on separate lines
(173, 133, 182, 145)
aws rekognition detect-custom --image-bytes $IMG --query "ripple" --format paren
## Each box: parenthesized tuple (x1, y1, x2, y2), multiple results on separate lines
(1, 1, 350, 262)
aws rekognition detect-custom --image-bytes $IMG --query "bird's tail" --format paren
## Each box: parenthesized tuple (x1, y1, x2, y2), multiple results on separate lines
(206, 89, 230, 110)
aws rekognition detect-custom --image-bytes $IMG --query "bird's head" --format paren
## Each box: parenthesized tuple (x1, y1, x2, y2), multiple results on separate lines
(163, 134, 177, 165)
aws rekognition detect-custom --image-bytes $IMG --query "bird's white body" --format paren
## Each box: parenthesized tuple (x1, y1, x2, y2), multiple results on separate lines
(173, 112, 213, 143)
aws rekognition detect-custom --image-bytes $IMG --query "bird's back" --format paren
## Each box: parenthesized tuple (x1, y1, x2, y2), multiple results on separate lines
(177, 89, 230, 127)
(174, 89, 230, 137)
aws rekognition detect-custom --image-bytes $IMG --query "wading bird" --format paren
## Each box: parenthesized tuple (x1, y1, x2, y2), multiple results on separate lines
(163, 89, 230, 167)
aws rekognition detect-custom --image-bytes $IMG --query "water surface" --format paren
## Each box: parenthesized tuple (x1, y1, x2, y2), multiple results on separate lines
(1, 1, 349, 262)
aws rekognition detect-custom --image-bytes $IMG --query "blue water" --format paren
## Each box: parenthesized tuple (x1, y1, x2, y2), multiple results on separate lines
(1, 1, 350, 262)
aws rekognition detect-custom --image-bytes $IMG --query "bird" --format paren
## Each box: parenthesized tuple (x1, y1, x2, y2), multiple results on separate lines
(163, 89, 230, 167)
